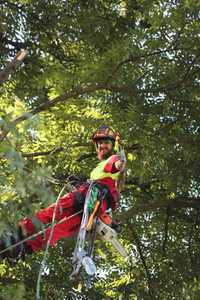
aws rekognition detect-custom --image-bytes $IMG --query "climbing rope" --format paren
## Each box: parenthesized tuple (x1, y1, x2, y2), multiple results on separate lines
(0, 184, 84, 300)
(36, 185, 66, 300)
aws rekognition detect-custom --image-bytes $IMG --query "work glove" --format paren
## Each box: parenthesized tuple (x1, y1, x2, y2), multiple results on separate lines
(111, 219, 122, 233)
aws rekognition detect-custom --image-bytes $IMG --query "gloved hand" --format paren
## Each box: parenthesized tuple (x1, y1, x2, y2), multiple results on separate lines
(100, 212, 112, 225)
(87, 186, 100, 213)
(0, 227, 32, 263)
(111, 219, 122, 233)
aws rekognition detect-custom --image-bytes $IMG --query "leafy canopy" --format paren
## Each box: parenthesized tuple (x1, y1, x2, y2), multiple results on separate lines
(0, 0, 200, 299)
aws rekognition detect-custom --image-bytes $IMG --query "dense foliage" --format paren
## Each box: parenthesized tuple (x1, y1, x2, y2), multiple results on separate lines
(0, 0, 200, 299)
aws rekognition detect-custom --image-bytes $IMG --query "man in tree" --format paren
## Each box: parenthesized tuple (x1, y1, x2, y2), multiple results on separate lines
(0, 126, 125, 261)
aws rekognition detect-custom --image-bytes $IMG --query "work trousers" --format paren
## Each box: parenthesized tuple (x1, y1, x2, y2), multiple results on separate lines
(19, 183, 108, 252)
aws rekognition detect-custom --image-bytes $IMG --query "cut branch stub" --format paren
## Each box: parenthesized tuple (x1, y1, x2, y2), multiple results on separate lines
(0, 49, 28, 85)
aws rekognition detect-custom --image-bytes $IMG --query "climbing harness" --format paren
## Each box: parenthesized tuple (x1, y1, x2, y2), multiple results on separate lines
(70, 182, 100, 279)
(70, 181, 128, 288)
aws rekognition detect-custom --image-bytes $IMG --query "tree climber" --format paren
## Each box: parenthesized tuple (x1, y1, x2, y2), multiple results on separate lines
(0, 126, 126, 262)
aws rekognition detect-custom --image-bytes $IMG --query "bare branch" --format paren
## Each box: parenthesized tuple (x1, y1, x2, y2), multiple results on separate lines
(11, 83, 137, 126)
(0, 49, 28, 85)
(110, 48, 177, 78)
(0, 56, 197, 142)
(128, 224, 153, 299)
(21, 143, 90, 158)
(21, 143, 140, 162)
(0, 83, 137, 142)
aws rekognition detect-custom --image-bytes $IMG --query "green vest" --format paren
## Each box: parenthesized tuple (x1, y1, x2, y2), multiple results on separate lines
(90, 156, 120, 181)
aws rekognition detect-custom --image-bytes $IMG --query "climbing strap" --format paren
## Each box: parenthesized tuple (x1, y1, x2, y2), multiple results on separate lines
(70, 182, 97, 278)
(86, 200, 100, 231)
(70, 181, 105, 280)
(70, 181, 128, 288)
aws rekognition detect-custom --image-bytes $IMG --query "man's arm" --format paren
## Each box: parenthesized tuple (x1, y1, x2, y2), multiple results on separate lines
(104, 155, 125, 173)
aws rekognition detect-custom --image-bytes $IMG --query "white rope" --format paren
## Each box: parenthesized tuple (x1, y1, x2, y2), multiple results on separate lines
(35, 184, 83, 299)
(0, 184, 83, 299)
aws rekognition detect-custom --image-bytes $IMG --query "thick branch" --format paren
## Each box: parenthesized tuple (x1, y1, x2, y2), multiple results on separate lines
(12, 83, 137, 125)
(0, 83, 136, 142)
(0, 49, 28, 85)
(11, 71, 197, 128)
(0, 66, 196, 142)
(0, 142, 139, 162)
(21, 143, 89, 158)
(119, 197, 200, 221)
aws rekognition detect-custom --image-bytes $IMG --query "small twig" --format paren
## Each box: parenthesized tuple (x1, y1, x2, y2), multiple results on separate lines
(162, 206, 170, 255)
(128, 223, 153, 299)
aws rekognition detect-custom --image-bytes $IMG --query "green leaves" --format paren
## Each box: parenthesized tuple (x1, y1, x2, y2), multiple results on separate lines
(0, 0, 200, 299)
(0, 283, 25, 300)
